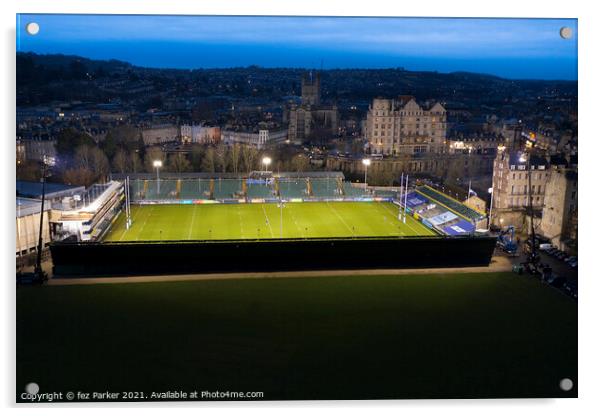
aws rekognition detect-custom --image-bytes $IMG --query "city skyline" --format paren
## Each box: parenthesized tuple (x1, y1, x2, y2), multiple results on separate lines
(17, 14, 578, 80)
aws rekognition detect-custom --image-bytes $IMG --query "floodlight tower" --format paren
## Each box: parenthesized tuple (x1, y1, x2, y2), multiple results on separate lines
(34, 155, 54, 283)
(362, 158, 371, 190)
(262, 156, 272, 174)
(153, 160, 162, 194)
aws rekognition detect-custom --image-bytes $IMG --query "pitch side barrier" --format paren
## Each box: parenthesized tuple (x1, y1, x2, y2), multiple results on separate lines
(50, 235, 496, 277)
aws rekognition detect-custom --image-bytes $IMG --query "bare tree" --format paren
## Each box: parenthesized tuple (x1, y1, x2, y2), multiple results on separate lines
(130, 151, 142, 173)
(230, 143, 241, 173)
(291, 154, 310, 172)
(112, 148, 129, 174)
(75, 144, 94, 171)
(62, 167, 96, 187)
(201, 147, 216, 173)
(167, 153, 192, 173)
(214, 144, 228, 173)
(241, 145, 258, 173)
(144, 147, 165, 172)
(91, 147, 110, 181)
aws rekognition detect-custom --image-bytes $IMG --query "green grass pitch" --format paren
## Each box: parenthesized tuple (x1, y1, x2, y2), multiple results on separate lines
(16, 273, 577, 400)
(104, 201, 436, 241)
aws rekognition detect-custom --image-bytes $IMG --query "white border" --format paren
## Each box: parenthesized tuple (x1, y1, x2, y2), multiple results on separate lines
(2, 1, 600, 415)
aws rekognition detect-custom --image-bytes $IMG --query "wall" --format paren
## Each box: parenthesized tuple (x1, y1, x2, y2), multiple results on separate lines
(51, 236, 496, 276)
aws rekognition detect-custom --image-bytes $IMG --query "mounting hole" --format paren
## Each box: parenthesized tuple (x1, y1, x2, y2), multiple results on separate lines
(26, 22, 40, 36)
(25, 382, 40, 395)
(559, 27, 572, 40)
(559, 378, 573, 391)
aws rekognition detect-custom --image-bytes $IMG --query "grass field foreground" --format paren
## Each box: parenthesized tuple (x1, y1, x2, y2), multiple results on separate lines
(17, 272, 577, 400)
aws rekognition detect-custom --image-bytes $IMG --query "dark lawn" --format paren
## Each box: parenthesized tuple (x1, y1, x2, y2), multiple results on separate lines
(16, 272, 577, 401)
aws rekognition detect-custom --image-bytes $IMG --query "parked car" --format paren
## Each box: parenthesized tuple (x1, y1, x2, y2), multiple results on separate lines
(547, 275, 567, 288)
(540, 265, 553, 281)
(539, 243, 554, 250)
(565, 256, 577, 264)
(563, 280, 578, 299)
(524, 262, 539, 275)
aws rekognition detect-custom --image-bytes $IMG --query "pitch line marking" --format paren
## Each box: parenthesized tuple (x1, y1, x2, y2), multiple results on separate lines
(286, 205, 304, 237)
(382, 202, 428, 236)
(236, 205, 245, 239)
(136, 206, 153, 241)
(188, 205, 197, 240)
(377, 202, 409, 236)
(117, 205, 141, 241)
(261, 204, 274, 238)
(326, 202, 355, 236)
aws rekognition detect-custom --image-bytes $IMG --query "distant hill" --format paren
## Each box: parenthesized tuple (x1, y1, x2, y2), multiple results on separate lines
(16, 52, 577, 110)
(17, 52, 132, 72)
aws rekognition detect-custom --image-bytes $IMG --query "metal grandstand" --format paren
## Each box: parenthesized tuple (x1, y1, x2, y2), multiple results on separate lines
(112, 171, 371, 203)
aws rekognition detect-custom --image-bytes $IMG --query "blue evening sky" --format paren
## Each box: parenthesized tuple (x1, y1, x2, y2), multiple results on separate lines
(16, 14, 578, 80)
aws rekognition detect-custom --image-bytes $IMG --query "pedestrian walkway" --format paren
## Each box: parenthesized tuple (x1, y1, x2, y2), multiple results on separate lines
(48, 256, 513, 286)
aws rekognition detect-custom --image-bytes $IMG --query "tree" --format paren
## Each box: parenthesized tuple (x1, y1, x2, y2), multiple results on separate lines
(214, 144, 229, 173)
(201, 147, 216, 173)
(241, 146, 258, 173)
(100, 133, 118, 161)
(144, 147, 165, 172)
(16, 160, 41, 182)
(167, 153, 192, 173)
(106, 125, 141, 152)
(130, 151, 142, 173)
(291, 154, 310, 172)
(91, 147, 110, 181)
(230, 144, 241, 173)
(112, 148, 129, 174)
(189, 145, 204, 171)
(62, 167, 95, 187)
(56, 128, 95, 163)
(74, 144, 94, 171)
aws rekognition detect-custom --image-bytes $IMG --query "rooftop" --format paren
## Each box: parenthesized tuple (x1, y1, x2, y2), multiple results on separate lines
(16, 180, 85, 199)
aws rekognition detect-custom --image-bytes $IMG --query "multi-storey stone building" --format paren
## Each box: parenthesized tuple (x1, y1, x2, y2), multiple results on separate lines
(365, 96, 446, 156)
(490, 149, 550, 230)
(540, 168, 578, 252)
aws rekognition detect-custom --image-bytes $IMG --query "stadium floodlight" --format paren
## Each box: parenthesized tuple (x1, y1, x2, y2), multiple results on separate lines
(262, 156, 272, 173)
(362, 158, 371, 189)
(153, 160, 163, 194)
(519, 154, 527, 163)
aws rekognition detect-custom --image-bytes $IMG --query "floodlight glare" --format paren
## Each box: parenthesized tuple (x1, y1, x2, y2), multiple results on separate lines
(262, 157, 272, 166)
(362, 158, 371, 166)
(153, 160, 163, 168)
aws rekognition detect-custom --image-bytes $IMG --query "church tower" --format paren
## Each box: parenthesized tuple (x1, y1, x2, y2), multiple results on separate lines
(301, 70, 320, 106)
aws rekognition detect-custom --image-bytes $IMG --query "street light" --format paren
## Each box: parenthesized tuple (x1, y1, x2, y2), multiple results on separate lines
(487, 186, 494, 230)
(362, 158, 371, 189)
(153, 160, 162, 194)
(262, 156, 271, 173)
